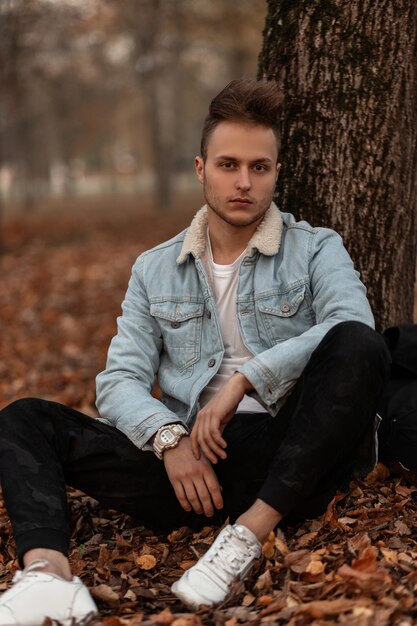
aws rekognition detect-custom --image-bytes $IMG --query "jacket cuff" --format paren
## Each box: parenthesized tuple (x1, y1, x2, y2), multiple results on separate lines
(239, 359, 295, 409)
(128, 412, 184, 450)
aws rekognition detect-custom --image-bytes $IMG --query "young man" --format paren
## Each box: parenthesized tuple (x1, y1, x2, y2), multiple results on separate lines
(0, 80, 390, 624)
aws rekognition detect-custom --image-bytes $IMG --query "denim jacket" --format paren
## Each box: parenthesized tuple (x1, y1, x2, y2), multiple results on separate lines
(96, 203, 374, 450)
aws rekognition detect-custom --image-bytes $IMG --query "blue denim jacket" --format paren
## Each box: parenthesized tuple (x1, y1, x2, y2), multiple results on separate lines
(96, 203, 374, 450)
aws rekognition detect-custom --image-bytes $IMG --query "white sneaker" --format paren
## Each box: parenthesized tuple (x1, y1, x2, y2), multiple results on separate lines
(0, 560, 98, 626)
(171, 524, 261, 608)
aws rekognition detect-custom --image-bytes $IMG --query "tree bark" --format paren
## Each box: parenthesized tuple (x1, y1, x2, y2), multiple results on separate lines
(258, 0, 417, 330)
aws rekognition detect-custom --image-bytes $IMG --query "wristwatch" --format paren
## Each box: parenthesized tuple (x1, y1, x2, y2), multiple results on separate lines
(153, 423, 189, 460)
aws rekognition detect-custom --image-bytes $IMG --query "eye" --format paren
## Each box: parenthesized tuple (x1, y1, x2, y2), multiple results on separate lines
(220, 161, 236, 169)
(253, 164, 268, 172)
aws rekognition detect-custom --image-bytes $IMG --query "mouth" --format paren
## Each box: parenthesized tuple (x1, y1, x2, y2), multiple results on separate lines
(229, 198, 253, 205)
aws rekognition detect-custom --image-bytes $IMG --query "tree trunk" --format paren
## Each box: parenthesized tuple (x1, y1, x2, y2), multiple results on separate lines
(258, 0, 417, 330)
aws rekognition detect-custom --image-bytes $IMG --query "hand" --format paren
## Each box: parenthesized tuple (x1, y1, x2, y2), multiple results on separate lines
(163, 436, 223, 517)
(191, 373, 253, 464)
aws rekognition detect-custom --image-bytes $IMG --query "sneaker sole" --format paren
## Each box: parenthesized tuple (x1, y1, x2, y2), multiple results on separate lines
(171, 580, 213, 609)
(49, 610, 98, 626)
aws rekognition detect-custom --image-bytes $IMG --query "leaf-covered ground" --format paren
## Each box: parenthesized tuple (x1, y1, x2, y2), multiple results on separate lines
(1, 200, 417, 626)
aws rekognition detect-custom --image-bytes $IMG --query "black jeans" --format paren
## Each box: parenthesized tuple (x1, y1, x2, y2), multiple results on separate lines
(0, 321, 390, 564)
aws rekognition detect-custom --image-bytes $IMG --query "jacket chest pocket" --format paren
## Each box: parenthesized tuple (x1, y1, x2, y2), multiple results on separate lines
(256, 285, 312, 344)
(150, 301, 204, 370)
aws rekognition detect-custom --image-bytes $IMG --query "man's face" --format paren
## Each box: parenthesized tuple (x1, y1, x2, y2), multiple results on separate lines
(195, 121, 280, 229)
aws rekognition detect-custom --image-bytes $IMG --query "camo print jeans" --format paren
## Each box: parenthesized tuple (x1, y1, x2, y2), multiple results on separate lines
(0, 321, 390, 564)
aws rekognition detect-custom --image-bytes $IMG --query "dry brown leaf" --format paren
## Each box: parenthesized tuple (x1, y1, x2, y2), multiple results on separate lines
(259, 598, 287, 616)
(322, 492, 349, 529)
(97, 545, 111, 572)
(284, 550, 311, 574)
(274, 537, 289, 555)
(365, 463, 390, 483)
(254, 568, 273, 592)
(306, 559, 325, 575)
(256, 594, 275, 606)
(393, 520, 411, 536)
(295, 598, 360, 617)
(91, 583, 119, 607)
(119, 618, 143, 626)
(347, 531, 371, 557)
(167, 527, 192, 543)
(337, 563, 392, 592)
(295, 531, 318, 548)
(352, 545, 378, 572)
(171, 616, 202, 626)
(380, 547, 398, 565)
(123, 589, 137, 601)
(242, 592, 255, 607)
(136, 554, 157, 570)
(179, 560, 196, 571)
(149, 608, 174, 625)
(262, 531, 275, 559)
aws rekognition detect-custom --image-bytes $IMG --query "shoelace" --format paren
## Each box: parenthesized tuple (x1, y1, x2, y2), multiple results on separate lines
(206, 529, 254, 578)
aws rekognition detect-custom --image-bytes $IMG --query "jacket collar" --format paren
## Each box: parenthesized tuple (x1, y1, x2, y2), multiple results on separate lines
(176, 202, 283, 264)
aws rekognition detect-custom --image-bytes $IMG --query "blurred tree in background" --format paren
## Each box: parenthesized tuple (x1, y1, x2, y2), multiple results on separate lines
(259, 0, 417, 329)
(0, 0, 265, 214)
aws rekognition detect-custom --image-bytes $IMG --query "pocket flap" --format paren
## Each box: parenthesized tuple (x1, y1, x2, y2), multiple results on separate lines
(257, 285, 306, 317)
(150, 301, 204, 323)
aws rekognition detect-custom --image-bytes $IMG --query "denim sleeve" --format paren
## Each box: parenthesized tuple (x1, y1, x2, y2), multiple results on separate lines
(238, 228, 375, 414)
(95, 256, 181, 449)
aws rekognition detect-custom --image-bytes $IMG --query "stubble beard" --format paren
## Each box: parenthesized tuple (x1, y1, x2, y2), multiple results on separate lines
(203, 181, 273, 229)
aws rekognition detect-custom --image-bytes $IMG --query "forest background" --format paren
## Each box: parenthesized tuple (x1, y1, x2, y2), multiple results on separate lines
(1, 1, 417, 625)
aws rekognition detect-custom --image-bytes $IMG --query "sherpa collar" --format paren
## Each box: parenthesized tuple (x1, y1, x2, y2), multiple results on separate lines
(176, 202, 283, 264)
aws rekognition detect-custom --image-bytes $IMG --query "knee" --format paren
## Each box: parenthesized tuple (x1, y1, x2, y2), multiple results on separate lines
(0, 397, 45, 431)
(329, 321, 387, 352)
(325, 321, 391, 372)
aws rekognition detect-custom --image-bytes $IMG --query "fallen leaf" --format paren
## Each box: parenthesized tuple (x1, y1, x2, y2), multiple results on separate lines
(136, 554, 157, 570)
(171, 616, 202, 626)
(352, 545, 378, 572)
(178, 560, 196, 570)
(322, 492, 349, 529)
(242, 592, 255, 606)
(254, 568, 273, 592)
(149, 608, 173, 625)
(295, 531, 318, 548)
(284, 550, 311, 574)
(306, 559, 325, 575)
(91, 583, 119, 607)
(262, 531, 275, 558)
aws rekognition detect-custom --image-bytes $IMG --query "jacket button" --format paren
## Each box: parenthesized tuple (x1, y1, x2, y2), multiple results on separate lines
(280, 303, 290, 313)
(208, 358, 216, 367)
(206, 310, 212, 319)
(171, 321, 180, 328)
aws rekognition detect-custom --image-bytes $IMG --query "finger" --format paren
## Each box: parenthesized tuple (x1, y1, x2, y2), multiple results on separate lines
(211, 428, 227, 449)
(183, 481, 204, 515)
(193, 478, 215, 517)
(202, 420, 227, 461)
(172, 481, 192, 513)
(204, 472, 224, 510)
(191, 428, 201, 460)
(198, 436, 220, 464)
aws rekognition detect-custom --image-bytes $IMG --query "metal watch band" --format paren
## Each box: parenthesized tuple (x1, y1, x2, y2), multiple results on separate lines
(152, 423, 188, 460)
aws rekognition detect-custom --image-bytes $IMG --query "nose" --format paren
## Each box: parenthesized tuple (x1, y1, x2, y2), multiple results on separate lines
(236, 167, 251, 191)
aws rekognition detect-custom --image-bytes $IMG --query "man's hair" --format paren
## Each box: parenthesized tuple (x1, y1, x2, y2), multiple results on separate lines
(200, 79, 282, 160)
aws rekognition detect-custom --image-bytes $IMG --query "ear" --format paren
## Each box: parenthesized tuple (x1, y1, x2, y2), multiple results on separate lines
(276, 162, 282, 180)
(195, 156, 205, 184)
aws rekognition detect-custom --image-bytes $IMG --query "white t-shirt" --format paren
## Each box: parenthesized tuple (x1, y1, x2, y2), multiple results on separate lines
(199, 234, 265, 413)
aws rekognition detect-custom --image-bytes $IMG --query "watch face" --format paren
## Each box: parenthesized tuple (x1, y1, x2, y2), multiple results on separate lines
(160, 430, 176, 444)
